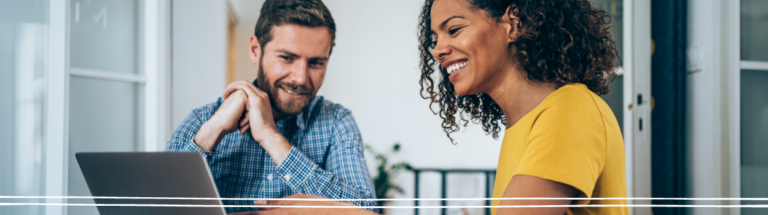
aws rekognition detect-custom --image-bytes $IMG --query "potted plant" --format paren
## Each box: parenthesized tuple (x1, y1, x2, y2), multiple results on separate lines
(365, 143, 411, 208)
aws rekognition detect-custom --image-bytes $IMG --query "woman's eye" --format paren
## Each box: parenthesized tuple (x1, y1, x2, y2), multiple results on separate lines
(449, 27, 462, 35)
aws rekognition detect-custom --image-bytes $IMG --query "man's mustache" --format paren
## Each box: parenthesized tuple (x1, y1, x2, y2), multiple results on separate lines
(276, 81, 312, 95)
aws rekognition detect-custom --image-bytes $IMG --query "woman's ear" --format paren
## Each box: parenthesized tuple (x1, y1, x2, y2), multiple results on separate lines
(503, 5, 521, 42)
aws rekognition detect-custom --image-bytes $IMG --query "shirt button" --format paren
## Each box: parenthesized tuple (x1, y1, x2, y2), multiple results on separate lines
(283, 174, 291, 181)
(267, 174, 273, 181)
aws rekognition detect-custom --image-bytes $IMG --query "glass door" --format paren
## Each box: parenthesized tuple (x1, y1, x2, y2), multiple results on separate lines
(739, 0, 768, 214)
(589, 1, 653, 215)
(66, 1, 145, 214)
(2, 0, 167, 214)
(590, 0, 624, 132)
(0, 1, 50, 214)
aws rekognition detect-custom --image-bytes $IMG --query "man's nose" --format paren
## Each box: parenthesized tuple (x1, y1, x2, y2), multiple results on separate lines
(287, 61, 309, 86)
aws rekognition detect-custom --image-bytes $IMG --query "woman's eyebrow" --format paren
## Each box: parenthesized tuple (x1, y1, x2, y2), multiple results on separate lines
(439, 16, 464, 30)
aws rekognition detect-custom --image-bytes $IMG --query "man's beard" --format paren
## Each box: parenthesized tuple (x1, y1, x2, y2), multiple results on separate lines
(255, 60, 315, 117)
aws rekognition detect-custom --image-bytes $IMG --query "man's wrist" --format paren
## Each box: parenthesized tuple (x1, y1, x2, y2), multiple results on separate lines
(194, 121, 225, 151)
(260, 131, 292, 166)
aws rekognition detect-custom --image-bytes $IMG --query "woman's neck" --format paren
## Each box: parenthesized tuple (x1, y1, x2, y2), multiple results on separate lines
(487, 68, 556, 129)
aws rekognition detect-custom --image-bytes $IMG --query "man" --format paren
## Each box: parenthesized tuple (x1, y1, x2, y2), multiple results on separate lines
(166, 0, 378, 213)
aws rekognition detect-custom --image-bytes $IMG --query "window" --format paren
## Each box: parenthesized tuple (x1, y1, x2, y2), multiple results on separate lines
(591, 0, 625, 132)
(67, 1, 145, 214)
(0, 1, 169, 214)
(740, 0, 768, 214)
(0, 1, 50, 214)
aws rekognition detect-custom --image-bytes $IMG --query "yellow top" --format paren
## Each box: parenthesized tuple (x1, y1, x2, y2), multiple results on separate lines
(490, 84, 628, 215)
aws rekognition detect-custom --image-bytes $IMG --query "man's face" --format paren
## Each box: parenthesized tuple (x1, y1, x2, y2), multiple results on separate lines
(250, 24, 332, 116)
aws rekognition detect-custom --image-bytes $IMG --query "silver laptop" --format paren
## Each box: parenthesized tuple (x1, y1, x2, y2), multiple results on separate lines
(76, 152, 227, 215)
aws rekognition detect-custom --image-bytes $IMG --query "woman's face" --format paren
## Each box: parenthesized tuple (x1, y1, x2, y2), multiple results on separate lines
(430, 0, 516, 96)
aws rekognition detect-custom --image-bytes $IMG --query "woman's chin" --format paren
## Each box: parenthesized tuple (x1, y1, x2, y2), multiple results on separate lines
(451, 76, 478, 96)
(453, 86, 471, 96)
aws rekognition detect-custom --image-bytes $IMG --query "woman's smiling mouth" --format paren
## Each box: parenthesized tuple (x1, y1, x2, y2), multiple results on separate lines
(445, 60, 468, 82)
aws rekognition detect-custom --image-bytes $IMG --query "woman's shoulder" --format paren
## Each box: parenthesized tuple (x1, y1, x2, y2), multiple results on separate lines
(523, 83, 608, 137)
(511, 83, 606, 134)
(539, 83, 602, 114)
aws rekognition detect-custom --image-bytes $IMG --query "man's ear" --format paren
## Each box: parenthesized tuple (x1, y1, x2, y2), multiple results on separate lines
(249, 35, 262, 65)
(503, 5, 521, 43)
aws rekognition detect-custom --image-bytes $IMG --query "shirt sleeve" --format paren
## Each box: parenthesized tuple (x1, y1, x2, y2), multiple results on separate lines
(513, 101, 607, 198)
(275, 109, 379, 213)
(165, 107, 215, 163)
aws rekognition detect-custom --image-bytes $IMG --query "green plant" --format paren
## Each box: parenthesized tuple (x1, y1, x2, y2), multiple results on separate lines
(365, 143, 411, 202)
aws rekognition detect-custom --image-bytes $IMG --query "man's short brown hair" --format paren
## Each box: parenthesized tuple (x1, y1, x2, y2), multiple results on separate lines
(254, 0, 336, 54)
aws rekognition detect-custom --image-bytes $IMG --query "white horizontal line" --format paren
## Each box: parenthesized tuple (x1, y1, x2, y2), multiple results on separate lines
(2, 196, 768, 201)
(70, 67, 146, 83)
(741, 60, 768, 71)
(2, 203, 768, 208)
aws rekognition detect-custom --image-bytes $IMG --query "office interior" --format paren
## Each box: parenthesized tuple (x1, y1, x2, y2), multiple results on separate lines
(1, 0, 766, 215)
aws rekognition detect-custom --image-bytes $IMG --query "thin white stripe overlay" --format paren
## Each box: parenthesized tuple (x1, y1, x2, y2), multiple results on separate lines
(1, 196, 768, 208)
(2, 196, 768, 201)
(1, 203, 768, 209)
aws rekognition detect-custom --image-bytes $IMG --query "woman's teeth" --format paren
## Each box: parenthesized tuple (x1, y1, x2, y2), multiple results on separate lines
(446, 61, 468, 74)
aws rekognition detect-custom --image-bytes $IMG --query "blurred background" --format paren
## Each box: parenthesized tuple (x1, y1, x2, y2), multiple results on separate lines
(0, 0, 766, 215)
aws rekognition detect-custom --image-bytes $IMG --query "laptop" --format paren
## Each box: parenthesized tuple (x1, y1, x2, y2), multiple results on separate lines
(76, 152, 228, 215)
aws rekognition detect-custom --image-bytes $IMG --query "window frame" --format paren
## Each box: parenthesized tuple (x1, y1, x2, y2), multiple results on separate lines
(43, 1, 170, 215)
(621, 0, 653, 214)
(729, 1, 768, 215)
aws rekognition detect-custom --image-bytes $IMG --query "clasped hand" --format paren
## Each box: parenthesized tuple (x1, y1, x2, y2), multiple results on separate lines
(221, 81, 277, 142)
(197, 81, 280, 151)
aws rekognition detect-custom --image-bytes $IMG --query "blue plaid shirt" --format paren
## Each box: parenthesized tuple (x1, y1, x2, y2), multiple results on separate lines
(166, 96, 379, 213)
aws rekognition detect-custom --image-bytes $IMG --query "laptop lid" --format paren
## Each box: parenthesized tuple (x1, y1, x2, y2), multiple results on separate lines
(76, 152, 227, 215)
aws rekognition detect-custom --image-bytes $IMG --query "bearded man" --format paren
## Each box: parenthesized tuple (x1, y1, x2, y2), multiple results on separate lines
(166, 0, 378, 213)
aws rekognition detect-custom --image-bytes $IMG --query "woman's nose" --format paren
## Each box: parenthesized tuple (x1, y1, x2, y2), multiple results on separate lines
(431, 40, 451, 60)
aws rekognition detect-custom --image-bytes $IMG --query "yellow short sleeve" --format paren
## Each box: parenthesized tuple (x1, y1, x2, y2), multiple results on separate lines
(513, 95, 607, 198)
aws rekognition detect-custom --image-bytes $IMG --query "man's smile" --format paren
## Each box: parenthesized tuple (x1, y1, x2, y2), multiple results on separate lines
(279, 85, 309, 99)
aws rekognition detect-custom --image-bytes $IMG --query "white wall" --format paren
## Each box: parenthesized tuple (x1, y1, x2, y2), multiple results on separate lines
(229, 0, 261, 83)
(171, 0, 228, 129)
(321, 1, 503, 213)
(320, 0, 502, 169)
(229, 0, 502, 214)
(232, 23, 258, 82)
(229, 0, 503, 169)
(229, 1, 502, 214)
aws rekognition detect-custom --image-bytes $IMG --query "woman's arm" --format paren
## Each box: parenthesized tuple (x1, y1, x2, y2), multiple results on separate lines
(228, 194, 379, 215)
(496, 175, 578, 215)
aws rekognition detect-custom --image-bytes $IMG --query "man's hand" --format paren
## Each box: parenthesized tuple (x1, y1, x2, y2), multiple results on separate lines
(224, 81, 292, 165)
(194, 90, 249, 151)
(222, 81, 279, 143)
(227, 194, 377, 215)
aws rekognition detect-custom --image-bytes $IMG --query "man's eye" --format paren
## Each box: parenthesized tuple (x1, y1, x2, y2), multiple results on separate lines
(310, 61, 324, 67)
(280, 56, 291, 60)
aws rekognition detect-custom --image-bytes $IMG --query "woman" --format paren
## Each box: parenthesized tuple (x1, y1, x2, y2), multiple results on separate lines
(419, 0, 626, 214)
(235, 0, 625, 214)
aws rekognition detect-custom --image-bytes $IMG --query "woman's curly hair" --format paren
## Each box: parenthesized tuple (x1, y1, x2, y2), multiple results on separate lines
(418, 0, 619, 142)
